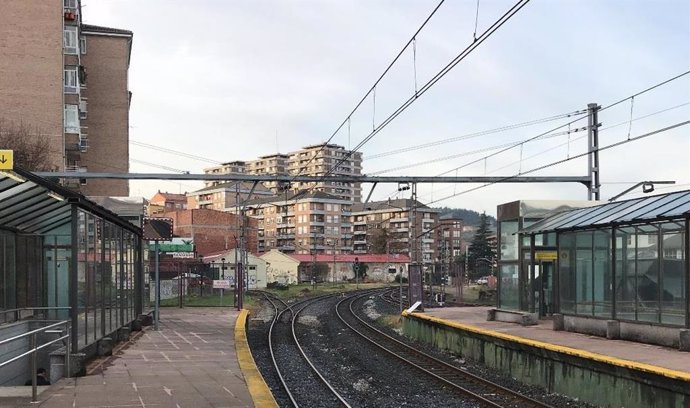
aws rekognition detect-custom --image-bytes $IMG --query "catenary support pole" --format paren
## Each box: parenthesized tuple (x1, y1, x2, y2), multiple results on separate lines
(154, 241, 160, 330)
(587, 102, 601, 200)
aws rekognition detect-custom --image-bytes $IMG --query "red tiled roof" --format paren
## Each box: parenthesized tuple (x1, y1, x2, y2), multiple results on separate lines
(288, 254, 410, 264)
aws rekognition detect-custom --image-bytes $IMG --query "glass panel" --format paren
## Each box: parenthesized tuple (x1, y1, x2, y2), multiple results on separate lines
(558, 232, 576, 314)
(592, 230, 612, 318)
(636, 225, 659, 323)
(640, 192, 690, 219)
(619, 193, 689, 222)
(574, 231, 593, 315)
(660, 223, 685, 325)
(596, 196, 657, 225)
(615, 228, 636, 321)
(500, 221, 519, 261)
(77, 211, 87, 348)
(580, 199, 642, 226)
(533, 209, 588, 233)
(499, 264, 519, 310)
(563, 203, 626, 229)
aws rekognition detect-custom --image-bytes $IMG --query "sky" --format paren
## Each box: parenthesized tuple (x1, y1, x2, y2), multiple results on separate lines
(83, 0, 690, 216)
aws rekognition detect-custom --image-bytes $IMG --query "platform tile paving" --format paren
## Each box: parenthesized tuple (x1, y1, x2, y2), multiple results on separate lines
(6, 308, 254, 408)
(425, 306, 690, 374)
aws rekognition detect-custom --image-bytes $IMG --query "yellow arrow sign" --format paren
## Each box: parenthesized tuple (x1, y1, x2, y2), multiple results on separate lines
(0, 150, 13, 170)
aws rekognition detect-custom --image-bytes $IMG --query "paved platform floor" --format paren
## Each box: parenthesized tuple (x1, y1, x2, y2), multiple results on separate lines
(424, 306, 690, 374)
(5, 308, 254, 408)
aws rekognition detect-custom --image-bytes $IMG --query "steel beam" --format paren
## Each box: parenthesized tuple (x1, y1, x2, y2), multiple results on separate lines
(35, 172, 591, 185)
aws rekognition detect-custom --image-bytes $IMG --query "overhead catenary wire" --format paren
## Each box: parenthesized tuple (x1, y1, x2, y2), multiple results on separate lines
(424, 120, 690, 206)
(415, 100, 690, 201)
(130, 140, 223, 165)
(370, 126, 587, 175)
(286, 0, 447, 186)
(315, 0, 531, 193)
(364, 109, 585, 160)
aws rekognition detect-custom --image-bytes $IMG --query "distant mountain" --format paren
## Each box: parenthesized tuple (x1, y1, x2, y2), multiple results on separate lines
(434, 207, 496, 226)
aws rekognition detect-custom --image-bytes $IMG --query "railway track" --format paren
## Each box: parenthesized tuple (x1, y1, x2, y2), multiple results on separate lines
(262, 292, 351, 408)
(336, 290, 556, 408)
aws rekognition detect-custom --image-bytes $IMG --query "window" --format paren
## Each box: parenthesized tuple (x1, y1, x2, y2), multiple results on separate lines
(64, 105, 79, 133)
(64, 68, 78, 93)
(64, 26, 78, 54)
(80, 37, 87, 54)
(64, 0, 78, 8)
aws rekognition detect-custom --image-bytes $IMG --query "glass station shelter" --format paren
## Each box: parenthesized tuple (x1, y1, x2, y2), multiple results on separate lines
(497, 190, 690, 346)
(0, 168, 144, 353)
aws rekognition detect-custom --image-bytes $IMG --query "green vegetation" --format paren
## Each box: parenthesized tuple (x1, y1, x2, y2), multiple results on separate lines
(258, 282, 388, 300)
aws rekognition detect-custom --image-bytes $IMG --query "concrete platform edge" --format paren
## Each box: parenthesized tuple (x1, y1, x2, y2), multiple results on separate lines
(402, 310, 690, 382)
(235, 309, 278, 408)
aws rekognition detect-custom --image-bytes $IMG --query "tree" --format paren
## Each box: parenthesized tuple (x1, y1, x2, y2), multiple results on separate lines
(368, 227, 405, 254)
(311, 262, 330, 282)
(0, 119, 55, 171)
(467, 212, 496, 280)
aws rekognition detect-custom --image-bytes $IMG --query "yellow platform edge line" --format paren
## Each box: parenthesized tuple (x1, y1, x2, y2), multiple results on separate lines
(235, 309, 279, 408)
(402, 311, 690, 383)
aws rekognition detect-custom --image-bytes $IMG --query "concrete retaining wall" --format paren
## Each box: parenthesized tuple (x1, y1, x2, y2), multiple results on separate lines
(563, 315, 682, 348)
(402, 313, 690, 408)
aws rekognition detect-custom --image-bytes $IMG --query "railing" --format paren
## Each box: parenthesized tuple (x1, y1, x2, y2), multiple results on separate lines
(0, 307, 72, 324)
(0, 320, 71, 402)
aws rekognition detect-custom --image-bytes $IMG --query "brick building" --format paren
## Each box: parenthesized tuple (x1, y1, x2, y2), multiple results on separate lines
(155, 209, 258, 256)
(0, 0, 132, 195)
(148, 191, 190, 215)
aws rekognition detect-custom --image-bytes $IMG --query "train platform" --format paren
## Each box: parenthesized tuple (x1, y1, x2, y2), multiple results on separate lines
(4, 308, 277, 408)
(421, 306, 690, 376)
(403, 306, 690, 407)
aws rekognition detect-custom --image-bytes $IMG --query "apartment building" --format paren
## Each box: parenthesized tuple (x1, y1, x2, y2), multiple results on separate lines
(187, 182, 273, 212)
(0, 0, 132, 195)
(148, 191, 190, 215)
(244, 191, 353, 255)
(437, 216, 465, 261)
(203, 143, 363, 202)
(287, 143, 363, 202)
(203, 161, 246, 188)
(351, 199, 440, 264)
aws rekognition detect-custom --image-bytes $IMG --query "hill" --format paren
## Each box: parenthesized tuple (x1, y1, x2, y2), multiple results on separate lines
(434, 207, 496, 226)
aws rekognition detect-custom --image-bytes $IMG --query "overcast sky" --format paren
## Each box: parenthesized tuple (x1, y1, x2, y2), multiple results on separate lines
(83, 0, 690, 215)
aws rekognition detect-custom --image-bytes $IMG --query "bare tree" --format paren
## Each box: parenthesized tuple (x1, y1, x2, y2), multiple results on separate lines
(0, 118, 55, 171)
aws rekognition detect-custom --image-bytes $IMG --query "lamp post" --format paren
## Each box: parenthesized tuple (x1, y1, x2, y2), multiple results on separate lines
(198, 255, 204, 297)
(221, 258, 227, 307)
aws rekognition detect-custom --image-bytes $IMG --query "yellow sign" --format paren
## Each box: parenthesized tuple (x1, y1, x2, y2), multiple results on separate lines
(0, 150, 13, 170)
(535, 251, 558, 261)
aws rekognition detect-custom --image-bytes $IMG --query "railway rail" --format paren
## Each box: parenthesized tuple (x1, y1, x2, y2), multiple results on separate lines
(337, 290, 556, 408)
(261, 291, 351, 408)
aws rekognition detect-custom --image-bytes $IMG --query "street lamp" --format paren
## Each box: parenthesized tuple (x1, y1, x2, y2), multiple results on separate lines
(327, 239, 338, 284)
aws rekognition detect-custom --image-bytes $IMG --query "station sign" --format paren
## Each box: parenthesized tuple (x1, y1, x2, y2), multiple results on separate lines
(0, 150, 13, 170)
(213, 280, 232, 289)
(535, 251, 558, 261)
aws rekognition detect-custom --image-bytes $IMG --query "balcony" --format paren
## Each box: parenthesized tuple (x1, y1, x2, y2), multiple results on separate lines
(354, 220, 367, 226)
(353, 230, 367, 235)
(422, 238, 435, 243)
(389, 218, 409, 223)
(354, 239, 367, 245)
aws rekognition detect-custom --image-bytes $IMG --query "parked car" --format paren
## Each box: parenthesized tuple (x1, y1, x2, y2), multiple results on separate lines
(476, 276, 489, 285)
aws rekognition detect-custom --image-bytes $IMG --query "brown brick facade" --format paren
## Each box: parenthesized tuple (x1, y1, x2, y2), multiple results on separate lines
(157, 209, 258, 256)
(0, 0, 64, 170)
(79, 32, 131, 196)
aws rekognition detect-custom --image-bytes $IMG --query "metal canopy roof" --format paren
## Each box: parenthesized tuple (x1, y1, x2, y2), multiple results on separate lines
(520, 190, 690, 234)
(0, 168, 140, 235)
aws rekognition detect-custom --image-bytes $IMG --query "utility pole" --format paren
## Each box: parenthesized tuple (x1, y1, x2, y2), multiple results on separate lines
(587, 102, 601, 201)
